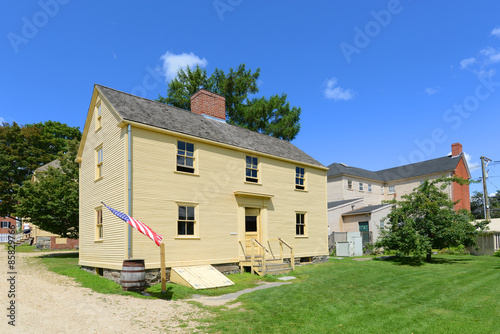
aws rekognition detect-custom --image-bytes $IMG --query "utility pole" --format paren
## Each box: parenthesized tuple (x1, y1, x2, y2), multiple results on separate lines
(480, 156, 492, 221)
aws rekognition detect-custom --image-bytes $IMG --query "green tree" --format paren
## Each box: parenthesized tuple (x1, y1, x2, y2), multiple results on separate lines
(14, 140, 79, 238)
(0, 121, 81, 216)
(470, 190, 500, 219)
(376, 177, 485, 263)
(157, 64, 301, 141)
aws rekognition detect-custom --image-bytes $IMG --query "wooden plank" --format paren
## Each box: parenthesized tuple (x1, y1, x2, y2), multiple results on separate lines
(171, 265, 234, 289)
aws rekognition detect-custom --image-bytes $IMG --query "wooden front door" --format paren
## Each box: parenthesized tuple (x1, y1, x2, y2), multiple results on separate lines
(245, 208, 261, 256)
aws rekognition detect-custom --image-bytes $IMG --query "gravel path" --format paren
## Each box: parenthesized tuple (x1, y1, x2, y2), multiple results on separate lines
(0, 247, 210, 334)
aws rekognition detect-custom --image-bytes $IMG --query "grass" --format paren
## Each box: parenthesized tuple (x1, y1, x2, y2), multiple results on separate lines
(32, 252, 500, 333)
(36, 253, 276, 300)
(6, 243, 77, 253)
(203, 255, 500, 333)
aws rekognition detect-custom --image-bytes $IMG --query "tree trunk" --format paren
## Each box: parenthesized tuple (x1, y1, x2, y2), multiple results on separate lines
(426, 251, 432, 262)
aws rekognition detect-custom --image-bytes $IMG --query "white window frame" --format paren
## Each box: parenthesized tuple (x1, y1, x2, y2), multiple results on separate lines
(347, 180, 353, 190)
(381, 186, 384, 195)
(368, 184, 372, 192)
(359, 182, 364, 191)
(176, 140, 195, 174)
(389, 185, 395, 194)
(295, 212, 306, 236)
(295, 166, 305, 190)
(1, 221, 10, 228)
(245, 156, 259, 183)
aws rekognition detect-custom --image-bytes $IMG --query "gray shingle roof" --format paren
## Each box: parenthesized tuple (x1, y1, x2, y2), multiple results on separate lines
(35, 159, 60, 173)
(327, 154, 463, 182)
(328, 198, 362, 209)
(96, 85, 324, 168)
(342, 204, 391, 216)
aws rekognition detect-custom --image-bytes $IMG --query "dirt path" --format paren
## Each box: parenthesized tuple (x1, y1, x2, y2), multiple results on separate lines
(0, 247, 210, 334)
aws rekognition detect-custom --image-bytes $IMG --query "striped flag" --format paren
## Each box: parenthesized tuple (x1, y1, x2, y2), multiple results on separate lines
(102, 203, 163, 247)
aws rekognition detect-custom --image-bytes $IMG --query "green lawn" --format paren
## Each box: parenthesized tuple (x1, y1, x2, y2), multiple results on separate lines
(204, 256, 500, 333)
(35, 253, 500, 333)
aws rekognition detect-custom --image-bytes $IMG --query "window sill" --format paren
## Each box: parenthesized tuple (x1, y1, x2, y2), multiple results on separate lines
(295, 235, 308, 239)
(244, 181, 262, 186)
(94, 239, 104, 243)
(175, 236, 200, 240)
(174, 171, 199, 177)
(95, 126, 102, 133)
(294, 188, 308, 193)
(95, 177, 103, 182)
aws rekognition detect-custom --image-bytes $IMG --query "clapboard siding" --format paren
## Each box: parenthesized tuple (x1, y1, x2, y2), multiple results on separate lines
(130, 127, 327, 268)
(79, 93, 127, 270)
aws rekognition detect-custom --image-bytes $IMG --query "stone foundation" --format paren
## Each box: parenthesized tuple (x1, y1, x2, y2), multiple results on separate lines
(80, 262, 240, 285)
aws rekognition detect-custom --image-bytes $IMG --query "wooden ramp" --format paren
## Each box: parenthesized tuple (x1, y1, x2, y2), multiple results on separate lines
(170, 265, 234, 290)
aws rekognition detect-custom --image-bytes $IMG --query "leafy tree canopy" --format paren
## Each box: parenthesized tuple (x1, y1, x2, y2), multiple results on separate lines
(157, 64, 301, 141)
(376, 177, 486, 263)
(14, 140, 79, 238)
(471, 190, 500, 220)
(0, 121, 81, 216)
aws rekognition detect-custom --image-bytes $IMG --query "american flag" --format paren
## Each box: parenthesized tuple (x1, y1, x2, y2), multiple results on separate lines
(102, 203, 163, 247)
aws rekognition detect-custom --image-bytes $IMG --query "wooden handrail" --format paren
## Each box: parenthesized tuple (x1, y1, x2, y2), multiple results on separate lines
(278, 238, 295, 271)
(251, 238, 268, 275)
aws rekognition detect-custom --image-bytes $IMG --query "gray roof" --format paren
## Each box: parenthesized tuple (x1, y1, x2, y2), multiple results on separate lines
(328, 198, 362, 209)
(35, 159, 60, 173)
(96, 85, 324, 168)
(327, 154, 463, 182)
(342, 204, 391, 216)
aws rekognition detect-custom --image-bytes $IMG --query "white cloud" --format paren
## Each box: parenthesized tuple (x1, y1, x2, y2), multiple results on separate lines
(479, 46, 495, 56)
(0, 116, 5, 123)
(425, 87, 440, 95)
(460, 57, 476, 69)
(491, 27, 500, 38)
(160, 51, 208, 82)
(464, 152, 480, 172)
(323, 78, 354, 101)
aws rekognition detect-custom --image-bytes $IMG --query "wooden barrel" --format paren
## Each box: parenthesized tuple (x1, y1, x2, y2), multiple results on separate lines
(121, 259, 146, 291)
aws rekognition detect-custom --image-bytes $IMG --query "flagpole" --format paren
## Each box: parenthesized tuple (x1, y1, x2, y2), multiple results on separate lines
(160, 242, 166, 293)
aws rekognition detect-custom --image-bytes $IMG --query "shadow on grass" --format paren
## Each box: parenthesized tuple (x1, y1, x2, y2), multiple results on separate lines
(38, 252, 79, 259)
(376, 255, 472, 266)
(147, 286, 175, 300)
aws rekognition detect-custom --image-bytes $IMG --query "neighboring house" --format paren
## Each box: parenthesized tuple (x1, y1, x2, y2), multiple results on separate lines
(468, 218, 500, 256)
(27, 160, 79, 250)
(0, 217, 16, 243)
(327, 143, 471, 247)
(77, 85, 329, 281)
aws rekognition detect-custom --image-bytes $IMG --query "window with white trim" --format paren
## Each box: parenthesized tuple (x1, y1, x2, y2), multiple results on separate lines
(176, 140, 195, 173)
(347, 180, 353, 190)
(381, 186, 384, 194)
(1, 221, 10, 228)
(95, 104, 102, 130)
(359, 182, 364, 191)
(96, 146, 103, 179)
(96, 207, 103, 239)
(245, 156, 259, 183)
(389, 185, 395, 194)
(368, 184, 372, 192)
(296, 213, 306, 236)
(178, 205, 196, 236)
(295, 167, 305, 190)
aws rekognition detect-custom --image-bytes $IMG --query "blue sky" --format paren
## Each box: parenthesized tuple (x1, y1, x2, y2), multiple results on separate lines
(1, 0, 499, 195)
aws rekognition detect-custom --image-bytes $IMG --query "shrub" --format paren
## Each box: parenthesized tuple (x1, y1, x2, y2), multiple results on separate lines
(438, 245, 470, 255)
(494, 249, 500, 257)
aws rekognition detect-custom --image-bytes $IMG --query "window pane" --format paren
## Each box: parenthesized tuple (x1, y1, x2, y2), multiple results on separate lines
(177, 156, 185, 166)
(186, 222, 194, 235)
(178, 206, 186, 220)
(295, 177, 300, 185)
(178, 221, 185, 235)
(186, 157, 194, 167)
(246, 169, 251, 177)
(245, 216, 257, 232)
(246, 156, 251, 165)
(252, 157, 258, 166)
(178, 141, 185, 151)
(186, 143, 194, 153)
(187, 207, 195, 220)
(251, 170, 257, 178)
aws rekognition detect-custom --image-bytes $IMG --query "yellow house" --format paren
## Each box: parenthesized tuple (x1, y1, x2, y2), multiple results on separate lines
(77, 85, 328, 282)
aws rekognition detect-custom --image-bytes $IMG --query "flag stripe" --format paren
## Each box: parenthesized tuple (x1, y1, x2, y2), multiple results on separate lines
(102, 203, 163, 247)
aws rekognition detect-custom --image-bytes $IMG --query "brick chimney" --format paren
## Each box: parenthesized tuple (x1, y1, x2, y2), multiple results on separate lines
(451, 143, 463, 157)
(190, 89, 226, 121)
